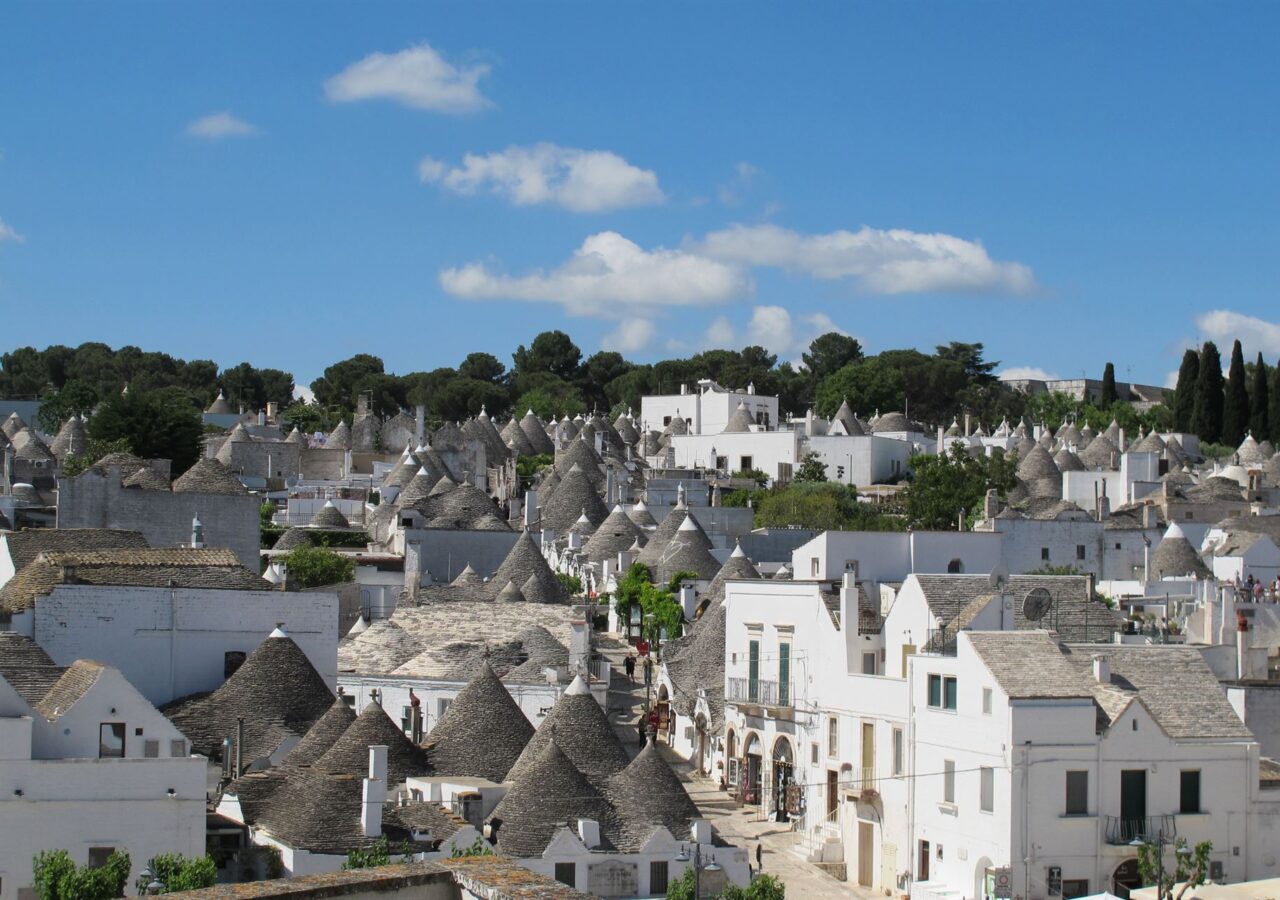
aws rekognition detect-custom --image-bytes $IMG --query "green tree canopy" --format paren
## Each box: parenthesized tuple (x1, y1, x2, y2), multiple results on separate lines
(1171, 348, 1199, 432)
(310, 353, 385, 414)
(1100, 362, 1118, 406)
(802, 333, 863, 382)
(284, 546, 356, 588)
(1191, 341, 1224, 444)
(1249, 352, 1269, 442)
(905, 445, 1017, 530)
(513, 330, 583, 384)
(88, 386, 203, 474)
(34, 849, 131, 900)
(1222, 339, 1249, 446)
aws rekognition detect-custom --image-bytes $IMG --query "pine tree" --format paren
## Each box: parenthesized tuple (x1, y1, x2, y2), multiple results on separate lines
(1270, 358, 1280, 445)
(1191, 341, 1224, 445)
(1250, 353, 1270, 442)
(1172, 349, 1199, 433)
(1222, 340, 1249, 446)
(1100, 362, 1118, 406)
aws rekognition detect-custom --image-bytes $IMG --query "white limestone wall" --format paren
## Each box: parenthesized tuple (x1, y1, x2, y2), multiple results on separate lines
(31, 585, 338, 705)
(0, 757, 205, 900)
(807, 434, 911, 486)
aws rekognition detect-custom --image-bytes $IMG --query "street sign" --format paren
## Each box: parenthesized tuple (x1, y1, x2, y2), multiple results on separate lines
(992, 867, 1012, 899)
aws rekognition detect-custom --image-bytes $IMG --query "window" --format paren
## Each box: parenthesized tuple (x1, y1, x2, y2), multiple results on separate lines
(947, 558, 963, 574)
(341, 693, 356, 708)
(1065, 771, 1089, 815)
(980, 766, 994, 813)
(828, 717, 839, 756)
(1062, 880, 1090, 899)
(170, 739, 186, 757)
(811, 557, 820, 577)
(1076, 544, 1086, 561)
(662, 416, 672, 427)
(1185, 511, 1193, 520)
(811, 743, 819, 765)
(650, 861, 669, 894)
(401, 706, 414, 735)
(87, 848, 115, 869)
(716, 455, 728, 471)
(748, 639, 761, 702)
(1180, 770, 1201, 814)
(1041, 547, 1050, 561)
(928, 675, 957, 711)
(99, 723, 125, 759)
(1115, 542, 1122, 550)
(982, 688, 993, 715)
(892, 728, 904, 776)
(778, 642, 791, 707)
(553, 862, 576, 887)
(436, 698, 451, 718)
(144, 740, 159, 759)
(943, 760, 956, 804)
(862, 652, 877, 675)
(740, 456, 753, 472)
(224, 651, 247, 679)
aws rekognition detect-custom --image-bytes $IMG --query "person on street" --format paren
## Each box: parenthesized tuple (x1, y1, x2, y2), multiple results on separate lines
(643, 655, 653, 687)
(624, 653, 636, 683)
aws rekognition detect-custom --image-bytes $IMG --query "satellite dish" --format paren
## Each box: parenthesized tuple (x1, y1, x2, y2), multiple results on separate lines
(988, 562, 1010, 593)
(1022, 587, 1052, 622)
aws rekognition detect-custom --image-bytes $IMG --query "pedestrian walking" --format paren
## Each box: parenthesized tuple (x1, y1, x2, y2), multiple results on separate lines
(643, 655, 653, 687)
(624, 653, 636, 683)
(756, 843, 763, 871)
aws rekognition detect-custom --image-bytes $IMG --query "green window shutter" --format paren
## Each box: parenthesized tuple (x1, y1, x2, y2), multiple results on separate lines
(778, 643, 791, 706)
(749, 639, 760, 702)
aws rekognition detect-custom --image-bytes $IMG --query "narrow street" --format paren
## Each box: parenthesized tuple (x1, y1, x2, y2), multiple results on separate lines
(598, 641, 880, 898)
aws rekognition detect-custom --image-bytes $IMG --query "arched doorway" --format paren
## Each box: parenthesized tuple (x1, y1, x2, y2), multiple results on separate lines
(743, 733, 762, 806)
(973, 857, 993, 900)
(947, 558, 964, 574)
(1112, 859, 1141, 899)
(771, 736, 794, 822)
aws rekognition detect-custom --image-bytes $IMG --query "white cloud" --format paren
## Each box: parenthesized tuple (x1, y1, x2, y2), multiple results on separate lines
(1163, 370, 1180, 390)
(439, 231, 750, 316)
(419, 143, 664, 212)
(0, 217, 24, 244)
(325, 43, 491, 114)
(185, 111, 257, 140)
(700, 306, 850, 359)
(998, 366, 1059, 382)
(717, 161, 760, 206)
(1195, 309, 1280, 359)
(698, 223, 1036, 295)
(601, 318, 658, 353)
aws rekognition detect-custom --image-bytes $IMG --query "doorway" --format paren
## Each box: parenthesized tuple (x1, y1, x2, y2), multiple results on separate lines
(918, 839, 930, 882)
(772, 737, 794, 822)
(1113, 859, 1141, 898)
(1120, 769, 1147, 840)
(858, 822, 874, 887)
(827, 769, 839, 816)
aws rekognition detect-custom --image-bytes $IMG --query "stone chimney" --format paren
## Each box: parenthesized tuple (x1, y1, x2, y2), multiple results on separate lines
(1141, 504, 1158, 529)
(415, 405, 425, 447)
(362, 745, 387, 837)
(1237, 610, 1251, 681)
(1092, 655, 1110, 684)
(191, 514, 205, 549)
(984, 489, 1000, 520)
(266, 401, 278, 422)
(577, 818, 601, 849)
(524, 490, 539, 530)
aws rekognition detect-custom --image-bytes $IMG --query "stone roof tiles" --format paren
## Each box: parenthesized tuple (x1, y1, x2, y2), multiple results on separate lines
(491, 739, 617, 858)
(173, 457, 248, 495)
(313, 701, 433, 785)
(504, 677, 630, 791)
(422, 661, 534, 782)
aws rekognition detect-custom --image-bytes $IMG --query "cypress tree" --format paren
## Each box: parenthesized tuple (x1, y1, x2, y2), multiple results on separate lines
(1222, 340, 1249, 446)
(1100, 362, 1118, 406)
(1172, 349, 1199, 433)
(1250, 353, 1269, 442)
(1191, 341, 1224, 444)
(1270, 358, 1280, 445)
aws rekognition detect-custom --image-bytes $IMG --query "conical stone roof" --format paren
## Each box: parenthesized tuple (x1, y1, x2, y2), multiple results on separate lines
(520, 411, 556, 456)
(651, 514, 721, 583)
(423, 662, 534, 782)
(539, 464, 609, 536)
(1151, 523, 1212, 580)
(273, 527, 314, 552)
(123, 466, 171, 491)
(165, 631, 333, 761)
(723, 402, 755, 434)
(309, 501, 350, 529)
(635, 503, 689, 573)
(1237, 434, 1268, 467)
(504, 676, 630, 790)
(491, 530, 569, 603)
(627, 500, 658, 530)
(496, 580, 526, 603)
(491, 739, 616, 857)
(502, 418, 537, 458)
(283, 695, 358, 767)
(49, 415, 88, 461)
(326, 420, 352, 450)
(583, 506, 647, 566)
(1053, 448, 1086, 473)
(554, 437, 605, 487)
(313, 701, 432, 786)
(1079, 434, 1120, 470)
(172, 457, 247, 495)
(1017, 443, 1062, 484)
(607, 743, 701, 850)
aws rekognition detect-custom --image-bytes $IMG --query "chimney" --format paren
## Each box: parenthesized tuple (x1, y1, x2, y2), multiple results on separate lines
(266, 401, 278, 422)
(59, 564, 78, 584)
(964, 413, 972, 437)
(1141, 504, 1157, 530)
(937, 426, 945, 456)
(362, 745, 388, 836)
(1118, 427, 1126, 452)
(984, 489, 999, 519)
(1237, 611, 1250, 681)
(577, 818, 601, 849)
(1092, 655, 1110, 684)
(524, 490, 539, 529)
(747, 381, 755, 395)
(191, 514, 205, 549)
(235, 716, 245, 778)
(415, 405, 425, 447)
(258, 409, 266, 427)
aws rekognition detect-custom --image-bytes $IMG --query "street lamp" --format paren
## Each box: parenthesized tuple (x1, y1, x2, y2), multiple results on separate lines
(675, 842, 723, 898)
(137, 860, 165, 896)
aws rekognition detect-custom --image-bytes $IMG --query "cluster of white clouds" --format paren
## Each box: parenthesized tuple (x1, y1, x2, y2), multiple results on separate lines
(701, 307, 847, 360)
(184, 111, 257, 140)
(0, 217, 23, 245)
(419, 143, 664, 213)
(1195, 309, 1280, 359)
(324, 43, 491, 114)
(997, 366, 1059, 382)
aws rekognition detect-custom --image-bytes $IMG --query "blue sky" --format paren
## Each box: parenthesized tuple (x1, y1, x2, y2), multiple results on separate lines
(2, 3, 1279, 393)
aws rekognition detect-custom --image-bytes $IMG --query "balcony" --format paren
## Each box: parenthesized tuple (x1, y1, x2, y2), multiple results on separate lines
(922, 626, 957, 656)
(727, 677, 792, 708)
(1104, 815, 1177, 845)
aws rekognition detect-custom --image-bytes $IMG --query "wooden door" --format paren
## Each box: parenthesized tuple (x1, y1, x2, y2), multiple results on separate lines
(918, 839, 930, 882)
(826, 769, 839, 816)
(858, 822, 874, 887)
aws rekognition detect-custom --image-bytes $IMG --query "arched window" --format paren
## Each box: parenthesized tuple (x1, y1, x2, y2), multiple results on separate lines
(947, 558, 964, 574)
